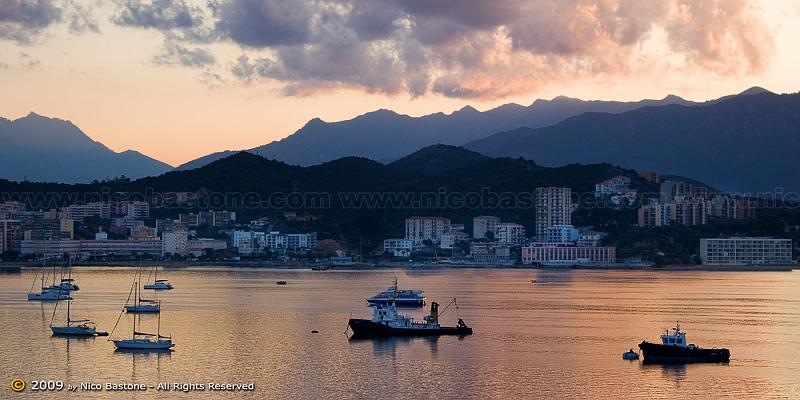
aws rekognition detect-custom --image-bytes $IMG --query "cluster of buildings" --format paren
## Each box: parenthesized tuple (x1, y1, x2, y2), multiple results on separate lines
(231, 230, 317, 255)
(0, 200, 315, 260)
(383, 187, 617, 266)
(638, 179, 757, 227)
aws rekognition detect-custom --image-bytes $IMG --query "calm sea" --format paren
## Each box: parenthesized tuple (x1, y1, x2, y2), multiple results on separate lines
(1, 268, 798, 399)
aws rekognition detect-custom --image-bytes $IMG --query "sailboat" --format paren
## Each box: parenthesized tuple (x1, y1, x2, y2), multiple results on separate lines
(28, 255, 72, 301)
(112, 301, 174, 350)
(50, 297, 102, 336)
(143, 266, 173, 290)
(124, 262, 160, 313)
(48, 258, 80, 291)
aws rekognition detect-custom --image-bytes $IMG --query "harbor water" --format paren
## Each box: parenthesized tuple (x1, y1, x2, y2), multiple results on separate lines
(1, 268, 798, 399)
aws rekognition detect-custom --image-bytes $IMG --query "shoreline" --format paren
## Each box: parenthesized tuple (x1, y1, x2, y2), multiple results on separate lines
(1, 261, 796, 272)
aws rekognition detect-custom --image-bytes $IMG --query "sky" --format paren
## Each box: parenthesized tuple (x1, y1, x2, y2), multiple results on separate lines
(1, 0, 799, 167)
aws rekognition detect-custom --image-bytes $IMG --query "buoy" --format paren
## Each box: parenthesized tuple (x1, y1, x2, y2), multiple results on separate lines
(311, 330, 319, 334)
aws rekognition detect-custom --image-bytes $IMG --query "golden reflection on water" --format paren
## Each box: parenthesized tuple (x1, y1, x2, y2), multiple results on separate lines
(0, 268, 798, 399)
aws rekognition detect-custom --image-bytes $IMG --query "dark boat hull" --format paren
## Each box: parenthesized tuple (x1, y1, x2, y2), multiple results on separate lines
(348, 319, 472, 338)
(639, 341, 730, 363)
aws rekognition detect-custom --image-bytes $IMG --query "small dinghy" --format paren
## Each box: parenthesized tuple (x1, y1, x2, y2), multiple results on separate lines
(276, 281, 288, 285)
(623, 349, 640, 360)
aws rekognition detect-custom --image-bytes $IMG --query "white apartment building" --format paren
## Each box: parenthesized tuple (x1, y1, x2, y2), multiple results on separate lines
(162, 230, 189, 256)
(495, 223, 526, 245)
(700, 237, 793, 266)
(405, 216, 450, 244)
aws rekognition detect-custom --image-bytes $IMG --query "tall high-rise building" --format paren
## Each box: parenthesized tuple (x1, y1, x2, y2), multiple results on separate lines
(535, 187, 572, 239)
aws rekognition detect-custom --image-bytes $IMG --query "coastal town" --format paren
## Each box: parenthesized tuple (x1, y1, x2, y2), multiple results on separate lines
(0, 170, 794, 269)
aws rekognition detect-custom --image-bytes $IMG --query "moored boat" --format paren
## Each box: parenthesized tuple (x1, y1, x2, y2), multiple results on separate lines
(349, 299, 472, 338)
(50, 297, 101, 336)
(112, 300, 174, 350)
(367, 278, 425, 307)
(143, 279, 173, 290)
(638, 322, 730, 363)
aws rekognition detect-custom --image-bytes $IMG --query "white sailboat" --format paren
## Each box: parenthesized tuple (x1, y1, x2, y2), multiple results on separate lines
(112, 301, 174, 350)
(48, 258, 80, 291)
(125, 262, 160, 313)
(27, 255, 72, 301)
(50, 297, 100, 336)
(143, 266, 173, 290)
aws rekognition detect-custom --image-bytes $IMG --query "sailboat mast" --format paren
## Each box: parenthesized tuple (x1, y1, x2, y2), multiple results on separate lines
(66, 297, 71, 325)
(157, 302, 161, 338)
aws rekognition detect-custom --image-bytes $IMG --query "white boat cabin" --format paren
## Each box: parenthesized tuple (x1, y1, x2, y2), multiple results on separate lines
(371, 303, 439, 329)
(660, 322, 688, 348)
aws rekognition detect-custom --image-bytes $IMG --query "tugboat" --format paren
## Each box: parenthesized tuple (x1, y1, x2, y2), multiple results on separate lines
(639, 322, 730, 363)
(367, 278, 425, 307)
(349, 299, 472, 338)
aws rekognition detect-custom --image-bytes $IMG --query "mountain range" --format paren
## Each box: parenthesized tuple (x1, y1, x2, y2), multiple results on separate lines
(0, 112, 172, 183)
(2, 87, 797, 194)
(466, 88, 799, 193)
(175, 94, 697, 170)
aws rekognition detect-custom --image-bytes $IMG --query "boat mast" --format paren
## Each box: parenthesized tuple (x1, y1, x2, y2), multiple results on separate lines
(157, 301, 161, 339)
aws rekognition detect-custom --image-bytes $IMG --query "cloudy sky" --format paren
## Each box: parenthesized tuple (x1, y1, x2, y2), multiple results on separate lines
(1, 0, 799, 166)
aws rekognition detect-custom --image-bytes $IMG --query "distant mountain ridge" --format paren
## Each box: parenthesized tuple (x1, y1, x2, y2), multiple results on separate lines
(0, 112, 172, 183)
(175, 93, 698, 170)
(466, 89, 800, 193)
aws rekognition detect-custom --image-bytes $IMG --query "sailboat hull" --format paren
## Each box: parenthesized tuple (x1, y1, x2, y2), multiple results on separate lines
(51, 326, 97, 336)
(113, 339, 174, 350)
(28, 292, 72, 301)
(125, 305, 160, 313)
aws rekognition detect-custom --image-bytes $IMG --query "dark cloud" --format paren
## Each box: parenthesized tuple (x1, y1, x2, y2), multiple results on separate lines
(112, 0, 214, 42)
(212, 0, 312, 47)
(0, 0, 62, 43)
(66, 0, 100, 34)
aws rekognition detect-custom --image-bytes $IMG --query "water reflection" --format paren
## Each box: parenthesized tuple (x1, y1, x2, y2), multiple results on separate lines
(349, 335, 440, 358)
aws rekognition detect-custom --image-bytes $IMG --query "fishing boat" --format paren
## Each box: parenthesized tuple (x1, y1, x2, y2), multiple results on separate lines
(50, 297, 103, 336)
(143, 266, 173, 290)
(638, 322, 730, 363)
(349, 299, 472, 338)
(112, 301, 174, 350)
(367, 278, 425, 307)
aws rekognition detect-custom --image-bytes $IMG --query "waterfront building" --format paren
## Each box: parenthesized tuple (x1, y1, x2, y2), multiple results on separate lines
(544, 224, 578, 243)
(521, 243, 616, 265)
(699, 237, 793, 266)
(666, 196, 708, 226)
(535, 187, 572, 239)
(405, 216, 450, 244)
(472, 216, 499, 239)
(577, 230, 606, 247)
(495, 223, 526, 245)
(162, 230, 189, 256)
(469, 242, 512, 264)
(286, 232, 317, 250)
(21, 239, 162, 258)
(439, 231, 470, 250)
(187, 238, 227, 257)
(638, 200, 669, 227)
(383, 238, 415, 258)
